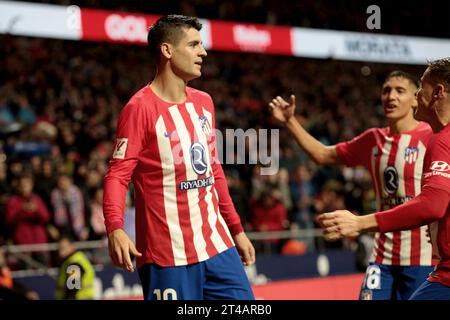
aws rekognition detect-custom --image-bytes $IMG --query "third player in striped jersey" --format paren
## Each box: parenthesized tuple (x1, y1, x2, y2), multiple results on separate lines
(269, 71, 434, 300)
(318, 57, 450, 300)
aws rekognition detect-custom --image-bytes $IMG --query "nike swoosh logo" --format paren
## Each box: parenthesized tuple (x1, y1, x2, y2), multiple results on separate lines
(164, 131, 176, 138)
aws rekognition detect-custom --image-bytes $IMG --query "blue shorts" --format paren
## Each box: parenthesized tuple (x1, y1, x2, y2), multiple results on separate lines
(359, 262, 434, 300)
(138, 247, 254, 300)
(409, 280, 450, 300)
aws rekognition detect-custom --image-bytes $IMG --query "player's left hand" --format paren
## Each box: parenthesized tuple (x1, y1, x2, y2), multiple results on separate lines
(317, 210, 361, 240)
(233, 232, 256, 266)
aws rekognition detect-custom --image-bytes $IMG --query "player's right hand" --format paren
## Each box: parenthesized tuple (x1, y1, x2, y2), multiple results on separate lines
(268, 95, 296, 123)
(233, 232, 256, 266)
(107, 229, 142, 272)
(316, 210, 361, 239)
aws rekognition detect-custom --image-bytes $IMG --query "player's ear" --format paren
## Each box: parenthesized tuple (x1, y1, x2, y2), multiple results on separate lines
(160, 42, 172, 60)
(433, 84, 445, 99)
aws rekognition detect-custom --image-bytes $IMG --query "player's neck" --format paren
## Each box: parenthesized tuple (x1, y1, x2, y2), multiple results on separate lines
(388, 117, 419, 134)
(150, 72, 187, 104)
(430, 102, 450, 133)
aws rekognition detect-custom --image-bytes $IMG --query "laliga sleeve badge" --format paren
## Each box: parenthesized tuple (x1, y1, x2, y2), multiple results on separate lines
(113, 138, 128, 159)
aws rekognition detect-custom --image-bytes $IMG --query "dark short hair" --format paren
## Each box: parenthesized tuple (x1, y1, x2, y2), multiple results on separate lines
(427, 57, 450, 92)
(147, 14, 202, 62)
(384, 71, 420, 89)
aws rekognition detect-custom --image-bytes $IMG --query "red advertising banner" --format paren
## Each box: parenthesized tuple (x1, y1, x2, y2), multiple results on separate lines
(80, 8, 159, 44)
(80, 8, 293, 55)
(209, 20, 292, 55)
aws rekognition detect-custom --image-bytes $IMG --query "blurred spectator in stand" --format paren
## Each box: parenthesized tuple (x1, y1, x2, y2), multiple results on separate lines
(63, 149, 80, 178)
(313, 180, 346, 249)
(16, 96, 37, 126)
(0, 160, 12, 244)
(50, 173, 88, 241)
(89, 188, 106, 240)
(274, 168, 293, 215)
(78, 168, 104, 236)
(225, 168, 251, 229)
(33, 158, 57, 211)
(0, 96, 23, 135)
(5, 173, 50, 266)
(250, 165, 277, 200)
(0, 97, 15, 126)
(279, 144, 302, 172)
(29, 155, 42, 177)
(289, 164, 317, 251)
(85, 169, 103, 198)
(250, 165, 266, 199)
(54, 235, 95, 300)
(250, 188, 288, 254)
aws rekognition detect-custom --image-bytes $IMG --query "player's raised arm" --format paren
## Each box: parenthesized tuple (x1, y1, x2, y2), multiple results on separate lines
(268, 95, 339, 165)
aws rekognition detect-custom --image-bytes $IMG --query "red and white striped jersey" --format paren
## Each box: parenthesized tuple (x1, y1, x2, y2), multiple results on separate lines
(421, 123, 450, 286)
(103, 85, 243, 267)
(336, 122, 434, 266)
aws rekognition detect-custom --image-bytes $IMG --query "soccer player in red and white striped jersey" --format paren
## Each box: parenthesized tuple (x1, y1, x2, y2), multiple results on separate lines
(103, 15, 255, 300)
(319, 58, 450, 299)
(269, 71, 434, 300)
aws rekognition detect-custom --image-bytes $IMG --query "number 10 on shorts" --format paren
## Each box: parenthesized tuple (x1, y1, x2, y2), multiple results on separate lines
(153, 288, 178, 300)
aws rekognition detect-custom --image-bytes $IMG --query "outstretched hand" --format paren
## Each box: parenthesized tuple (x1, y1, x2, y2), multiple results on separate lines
(268, 95, 296, 123)
(107, 229, 142, 272)
(233, 232, 256, 266)
(316, 210, 361, 241)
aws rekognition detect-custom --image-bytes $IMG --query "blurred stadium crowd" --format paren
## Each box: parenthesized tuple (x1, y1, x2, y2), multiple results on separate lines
(0, 0, 435, 270)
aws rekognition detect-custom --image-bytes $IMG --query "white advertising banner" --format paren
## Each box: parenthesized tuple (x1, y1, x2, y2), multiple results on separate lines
(291, 27, 450, 65)
(0, 1, 80, 40)
(199, 18, 212, 50)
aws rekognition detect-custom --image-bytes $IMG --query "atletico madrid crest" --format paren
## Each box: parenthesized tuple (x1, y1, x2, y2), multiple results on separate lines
(199, 115, 212, 135)
(404, 146, 418, 164)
